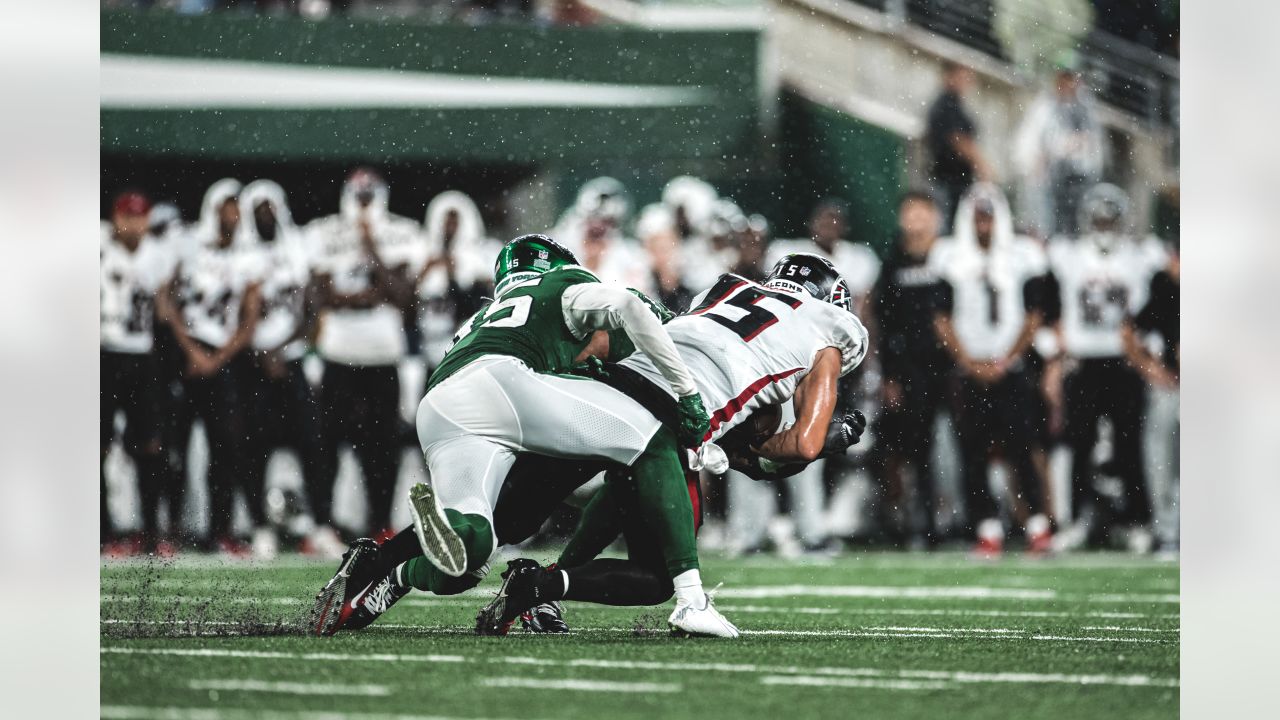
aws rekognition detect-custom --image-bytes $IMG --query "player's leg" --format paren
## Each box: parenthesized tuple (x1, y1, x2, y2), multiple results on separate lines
(474, 361, 702, 585)
(955, 375, 1002, 551)
(1106, 363, 1153, 537)
(350, 365, 401, 535)
(1061, 362, 1104, 548)
(305, 361, 347, 557)
(726, 469, 773, 554)
(998, 371, 1052, 551)
(100, 352, 120, 547)
(493, 455, 610, 546)
(121, 354, 167, 551)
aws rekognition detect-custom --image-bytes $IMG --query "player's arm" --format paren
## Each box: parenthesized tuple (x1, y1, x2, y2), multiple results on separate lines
(753, 347, 841, 463)
(561, 282, 708, 445)
(155, 273, 218, 375)
(209, 282, 263, 369)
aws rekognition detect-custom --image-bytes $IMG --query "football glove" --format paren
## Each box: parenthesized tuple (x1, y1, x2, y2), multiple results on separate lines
(820, 410, 867, 457)
(676, 393, 712, 448)
(573, 356, 610, 382)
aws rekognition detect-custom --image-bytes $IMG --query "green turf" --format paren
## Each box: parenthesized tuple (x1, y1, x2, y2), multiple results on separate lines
(101, 551, 1179, 720)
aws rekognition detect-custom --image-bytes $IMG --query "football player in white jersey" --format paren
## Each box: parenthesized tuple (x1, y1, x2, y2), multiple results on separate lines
(156, 178, 266, 555)
(101, 191, 177, 555)
(237, 180, 320, 560)
(1042, 183, 1167, 550)
(932, 183, 1054, 555)
(306, 168, 425, 541)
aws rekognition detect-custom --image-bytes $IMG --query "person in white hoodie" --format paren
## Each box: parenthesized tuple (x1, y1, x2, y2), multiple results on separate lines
(931, 182, 1054, 555)
(156, 178, 265, 555)
(306, 168, 425, 540)
(237, 179, 326, 559)
(415, 191, 498, 374)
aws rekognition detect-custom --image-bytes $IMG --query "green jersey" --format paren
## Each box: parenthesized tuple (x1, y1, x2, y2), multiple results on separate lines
(427, 266, 601, 393)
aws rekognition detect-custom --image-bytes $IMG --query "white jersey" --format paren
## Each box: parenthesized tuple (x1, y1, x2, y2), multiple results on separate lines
(100, 223, 176, 354)
(175, 234, 262, 349)
(767, 238, 881, 298)
(1049, 234, 1167, 358)
(307, 212, 425, 366)
(249, 236, 310, 359)
(933, 235, 1047, 360)
(620, 273, 868, 443)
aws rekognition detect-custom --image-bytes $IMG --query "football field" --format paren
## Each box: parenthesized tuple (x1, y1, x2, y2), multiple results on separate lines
(101, 551, 1179, 720)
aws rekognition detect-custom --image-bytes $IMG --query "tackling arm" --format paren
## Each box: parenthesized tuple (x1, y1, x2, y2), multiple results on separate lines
(561, 283, 698, 398)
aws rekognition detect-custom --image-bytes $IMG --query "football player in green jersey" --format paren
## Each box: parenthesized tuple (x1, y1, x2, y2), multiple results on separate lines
(311, 235, 740, 637)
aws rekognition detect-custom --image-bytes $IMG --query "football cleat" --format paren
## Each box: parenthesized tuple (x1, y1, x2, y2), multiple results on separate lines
(668, 588, 740, 639)
(252, 527, 279, 561)
(408, 482, 468, 578)
(1025, 514, 1053, 556)
(475, 559, 555, 636)
(521, 602, 570, 634)
(973, 518, 1004, 558)
(309, 538, 380, 637)
(341, 570, 411, 633)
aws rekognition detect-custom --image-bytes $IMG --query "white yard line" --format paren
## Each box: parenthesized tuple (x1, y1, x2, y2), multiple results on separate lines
(760, 675, 949, 691)
(1082, 626, 1180, 633)
(715, 585, 1057, 600)
(101, 647, 1177, 688)
(479, 677, 680, 693)
(101, 706, 513, 720)
(720, 606, 1177, 620)
(101, 647, 465, 663)
(187, 679, 389, 696)
(1086, 593, 1181, 603)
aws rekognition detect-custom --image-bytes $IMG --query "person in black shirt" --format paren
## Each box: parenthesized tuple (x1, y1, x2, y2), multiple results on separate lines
(871, 191, 953, 546)
(925, 62, 993, 233)
(1123, 241, 1179, 551)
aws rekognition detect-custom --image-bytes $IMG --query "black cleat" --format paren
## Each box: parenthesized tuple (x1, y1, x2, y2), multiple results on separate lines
(521, 601, 570, 634)
(309, 538, 380, 636)
(341, 570, 412, 632)
(475, 559, 555, 636)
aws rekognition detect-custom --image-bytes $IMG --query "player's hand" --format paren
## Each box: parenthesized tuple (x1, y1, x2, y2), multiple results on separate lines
(820, 410, 867, 457)
(676, 393, 711, 448)
(575, 356, 610, 382)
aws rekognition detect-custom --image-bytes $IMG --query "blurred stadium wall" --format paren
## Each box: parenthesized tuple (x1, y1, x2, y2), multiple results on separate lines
(101, 2, 1175, 246)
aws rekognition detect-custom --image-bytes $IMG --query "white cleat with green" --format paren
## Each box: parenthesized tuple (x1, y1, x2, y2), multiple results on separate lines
(408, 482, 468, 578)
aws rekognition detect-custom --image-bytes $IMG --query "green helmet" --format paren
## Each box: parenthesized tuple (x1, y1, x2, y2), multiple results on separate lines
(494, 234, 579, 294)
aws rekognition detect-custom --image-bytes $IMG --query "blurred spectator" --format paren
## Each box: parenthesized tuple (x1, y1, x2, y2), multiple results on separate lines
(101, 191, 177, 555)
(157, 178, 266, 556)
(767, 199, 881, 317)
(730, 214, 770, 282)
(871, 190, 952, 546)
(925, 61, 993, 233)
(636, 204, 695, 312)
(306, 169, 424, 542)
(931, 183, 1053, 554)
(238, 180, 318, 560)
(417, 191, 497, 373)
(1123, 237, 1179, 552)
(660, 176, 724, 291)
(1044, 183, 1167, 551)
(1014, 64, 1105, 237)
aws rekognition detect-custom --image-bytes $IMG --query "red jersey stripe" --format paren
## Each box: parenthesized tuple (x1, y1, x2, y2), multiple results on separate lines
(703, 366, 805, 443)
